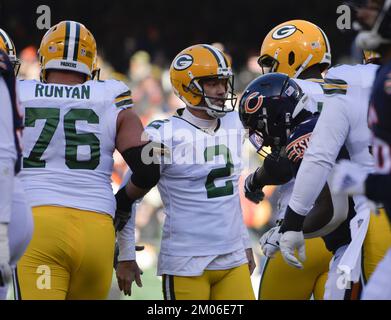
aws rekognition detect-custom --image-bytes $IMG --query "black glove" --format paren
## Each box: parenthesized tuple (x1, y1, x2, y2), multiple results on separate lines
(244, 168, 265, 204)
(114, 187, 135, 232)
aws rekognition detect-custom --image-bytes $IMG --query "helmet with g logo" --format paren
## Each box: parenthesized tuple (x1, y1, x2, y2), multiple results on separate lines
(258, 20, 331, 78)
(170, 44, 237, 118)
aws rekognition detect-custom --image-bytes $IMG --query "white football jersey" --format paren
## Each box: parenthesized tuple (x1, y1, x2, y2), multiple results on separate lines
(293, 78, 327, 114)
(145, 109, 249, 257)
(289, 63, 378, 216)
(18, 79, 133, 216)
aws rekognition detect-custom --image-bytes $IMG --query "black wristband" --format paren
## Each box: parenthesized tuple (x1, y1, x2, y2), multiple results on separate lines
(121, 143, 161, 190)
(115, 187, 135, 212)
(279, 206, 305, 233)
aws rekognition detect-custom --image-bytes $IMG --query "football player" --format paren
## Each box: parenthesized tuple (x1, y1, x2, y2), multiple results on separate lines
(247, 20, 334, 300)
(116, 44, 256, 300)
(15, 21, 154, 299)
(247, 19, 390, 299)
(0, 29, 33, 300)
(331, 0, 391, 299)
(266, 17, 391, 298)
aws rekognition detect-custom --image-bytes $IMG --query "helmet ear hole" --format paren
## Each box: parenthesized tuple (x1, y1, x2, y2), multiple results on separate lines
(288, 51, 295, 66)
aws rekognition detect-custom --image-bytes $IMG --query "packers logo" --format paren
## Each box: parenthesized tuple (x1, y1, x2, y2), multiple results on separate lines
(272, 25, 297, 40)
(173, 54, 193, 71)
(244, 92, 263, 114)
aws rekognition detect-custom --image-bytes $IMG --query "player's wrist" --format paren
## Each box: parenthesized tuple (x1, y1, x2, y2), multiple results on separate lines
(279, 206, 305, 233)
(115, 187, 135, 212)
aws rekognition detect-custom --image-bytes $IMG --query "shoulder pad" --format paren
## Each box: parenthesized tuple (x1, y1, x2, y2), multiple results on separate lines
(104, 79, 133, 109)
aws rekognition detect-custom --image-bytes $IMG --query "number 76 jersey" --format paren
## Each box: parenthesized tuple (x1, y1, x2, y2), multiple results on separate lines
(145, 109, 248, 257)
(18, 79, 133, 216)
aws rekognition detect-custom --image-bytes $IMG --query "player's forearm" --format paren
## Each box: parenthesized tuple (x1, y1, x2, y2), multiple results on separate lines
(117, 208, 137, 261)
(288, 158, 332, 216)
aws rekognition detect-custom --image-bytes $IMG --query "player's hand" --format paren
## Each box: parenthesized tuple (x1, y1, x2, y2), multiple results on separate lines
(244, 171, 265, 204)
(0, 224, 12, 287)
(259, 226, 281, 258)
(330, 160, 367, 195)
(245, 248, 256, 275)
(116, 260, 143, 296)
(279, 231, 306, 269)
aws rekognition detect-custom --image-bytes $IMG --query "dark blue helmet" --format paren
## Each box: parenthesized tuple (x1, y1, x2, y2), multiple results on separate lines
(239, 73, 308, 156)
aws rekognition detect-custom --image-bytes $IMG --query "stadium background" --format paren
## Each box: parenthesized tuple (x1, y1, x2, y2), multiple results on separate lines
(1, 0, 362, 299)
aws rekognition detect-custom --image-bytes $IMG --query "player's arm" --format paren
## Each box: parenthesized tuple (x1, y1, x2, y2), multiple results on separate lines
(244, 149, 293, 204)
(114, 193, 143, 296)
(280, 97, 350, 231)
(114, 109, 161, 231)
(279, 96, 350, 268)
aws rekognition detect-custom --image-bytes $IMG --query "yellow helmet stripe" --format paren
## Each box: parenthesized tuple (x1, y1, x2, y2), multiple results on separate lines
(63, 21, 71, 59)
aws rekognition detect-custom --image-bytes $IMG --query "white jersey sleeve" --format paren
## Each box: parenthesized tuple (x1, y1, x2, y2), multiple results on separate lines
(0, 77, 15, 223)
(288, 64, 376, 216)
(104, 79, 133, 110)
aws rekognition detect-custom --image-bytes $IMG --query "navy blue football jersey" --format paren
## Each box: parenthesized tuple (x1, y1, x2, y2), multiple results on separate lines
(366, 62, 391, 221)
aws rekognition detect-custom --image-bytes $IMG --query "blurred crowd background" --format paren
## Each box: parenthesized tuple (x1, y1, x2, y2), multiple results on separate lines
(1, 0, 365, 299)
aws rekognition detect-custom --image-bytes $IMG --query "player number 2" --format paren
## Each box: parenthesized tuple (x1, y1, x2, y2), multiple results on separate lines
(204, 145, 234, 198)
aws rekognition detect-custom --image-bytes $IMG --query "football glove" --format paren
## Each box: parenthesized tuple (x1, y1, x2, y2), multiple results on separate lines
(259, 225, 281, 258)
(330, 160, 367, 196)
(279, 231, 306, 269)
(244, 169, 265, 204)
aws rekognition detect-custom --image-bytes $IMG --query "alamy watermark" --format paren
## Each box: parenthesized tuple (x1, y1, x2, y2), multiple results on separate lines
(36, 5, 51, 30)
(336, 4, 352, 30)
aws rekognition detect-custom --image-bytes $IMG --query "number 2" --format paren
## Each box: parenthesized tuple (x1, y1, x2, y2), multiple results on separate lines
(204, 145, 234, 198)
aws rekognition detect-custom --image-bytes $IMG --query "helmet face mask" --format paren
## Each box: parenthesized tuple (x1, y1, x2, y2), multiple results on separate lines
(257, 55, 280, 75)
(189, 74, 237, 116)
(170, 44, 237, 118)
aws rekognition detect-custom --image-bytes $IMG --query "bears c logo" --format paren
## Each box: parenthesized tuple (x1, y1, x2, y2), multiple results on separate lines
(272, 25, 297, 39)
(244, 92, 263, 114)
(173, 54, 193, 70)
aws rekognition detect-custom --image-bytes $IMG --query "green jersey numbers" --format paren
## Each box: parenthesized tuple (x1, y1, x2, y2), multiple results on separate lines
(204, 145, 234, 198)
(64, 109, 100, 169)
(23, 108, 60, 168)
(23, 107, 100, 170)
(147, 119, 169, 130)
